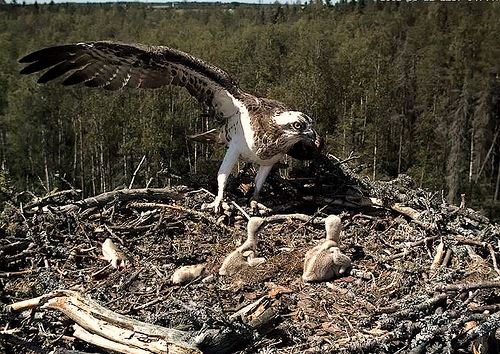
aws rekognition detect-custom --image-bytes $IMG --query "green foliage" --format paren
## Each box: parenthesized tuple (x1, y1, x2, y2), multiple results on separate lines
(0, 2, 499, 218)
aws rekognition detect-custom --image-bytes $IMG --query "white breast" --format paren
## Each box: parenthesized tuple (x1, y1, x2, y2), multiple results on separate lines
(222, 96, 281, 166)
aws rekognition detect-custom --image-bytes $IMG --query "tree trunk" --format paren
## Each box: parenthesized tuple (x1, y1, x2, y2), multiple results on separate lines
(398, 123, 403, 175)
(494, 157, 500, 202)
(373, 132, 377, 181)
(79, 116, 84, 195)
(469, 127, 474, 183)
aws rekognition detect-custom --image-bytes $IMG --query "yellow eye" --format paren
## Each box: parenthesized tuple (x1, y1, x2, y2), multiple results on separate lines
(293, 122, 303, 130)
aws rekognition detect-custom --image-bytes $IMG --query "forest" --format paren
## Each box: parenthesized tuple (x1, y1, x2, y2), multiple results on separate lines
(0, 1, 499, 218)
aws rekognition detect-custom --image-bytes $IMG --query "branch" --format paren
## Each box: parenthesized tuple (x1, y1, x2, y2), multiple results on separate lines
(129, 155, 146, 189)
(128, 202, 235, 233)
(7, 290, 284, 354)
(435, 281, 500, 292)
(57, 188, 183, 213)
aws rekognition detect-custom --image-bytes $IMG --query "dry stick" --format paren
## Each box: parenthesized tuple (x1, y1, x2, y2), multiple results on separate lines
(8, 290, 282, 354)
(128, 155, 146, 189)
(470, 304, 500, 313)
(452, 236, 486, 247)
(384, 235, 440, 261)
(0, 269, 35, 278)
(24, 189, 82, 210)
(487, 243, 500, 277)
(430, 241, 445, 271)
(231, 201, 250, 221)
(458, 311, 500, 347)
(7, 290, 198, 353)
(72, 325, 151, 354)
(377, 293, 448, 316)
(435, 281, 500, 292)
(441, 249, 453, 267)
(264, 213, 325, 224)
(330, 154, 360, 167)
(128, 202, 235, 233)
(58, 188, 183, 213)
(369, 198, 421, 220)
(288, 205, 329, 236)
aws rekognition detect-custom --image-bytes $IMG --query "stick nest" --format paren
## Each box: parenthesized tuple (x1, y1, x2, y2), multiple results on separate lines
(1, 155, 499, 353)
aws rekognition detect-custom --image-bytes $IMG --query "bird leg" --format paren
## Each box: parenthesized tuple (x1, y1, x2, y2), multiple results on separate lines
(250, 164, 273, 214)
(253, 164, 273, 200)
(203, 144, 239, 213)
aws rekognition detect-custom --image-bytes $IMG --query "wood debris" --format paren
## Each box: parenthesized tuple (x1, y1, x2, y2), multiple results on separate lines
(1, 155, 499, 353)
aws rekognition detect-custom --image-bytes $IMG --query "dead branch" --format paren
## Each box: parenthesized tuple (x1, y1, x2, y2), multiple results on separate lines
(435, 281, 500, 292)
(24, 189, 82, 210)
(430, 240, 445, 271)
(383, 235, 440, 261)
(129, 155, 146, 189)
(57, 188, 183, 213)
(487, 243, 500, 277)
(128, 201, 235, 233)
(7, 290, 283, 354)
(264, 213, 324, 224)
(377, 293, 448, 318)
(458, 311, 500, 347)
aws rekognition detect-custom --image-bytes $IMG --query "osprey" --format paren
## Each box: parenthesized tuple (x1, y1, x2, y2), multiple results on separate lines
(19, 41, 323, 212)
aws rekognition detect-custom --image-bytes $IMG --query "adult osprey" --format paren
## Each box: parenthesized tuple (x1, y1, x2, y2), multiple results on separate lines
(19, 41, 323, 212)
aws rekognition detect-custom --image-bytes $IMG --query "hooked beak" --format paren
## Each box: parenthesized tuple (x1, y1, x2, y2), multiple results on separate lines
(287, 129, 324, 161)
(304, 129, 324, 149)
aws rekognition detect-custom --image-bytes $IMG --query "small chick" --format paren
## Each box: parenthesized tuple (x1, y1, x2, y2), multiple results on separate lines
(219, 217, 266, 276)
(101, 238, 129, 270)
(302, 215, 351, 282)
(171, 264, 206, 285)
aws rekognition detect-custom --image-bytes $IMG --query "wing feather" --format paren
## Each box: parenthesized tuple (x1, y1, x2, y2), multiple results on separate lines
(19, 41, 243, 117)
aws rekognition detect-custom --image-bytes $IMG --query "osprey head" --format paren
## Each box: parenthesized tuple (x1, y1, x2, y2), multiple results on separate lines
(273, 111, 323, 160)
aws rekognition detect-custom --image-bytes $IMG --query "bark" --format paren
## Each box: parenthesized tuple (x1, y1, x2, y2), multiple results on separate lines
(7, 290, 282, 354)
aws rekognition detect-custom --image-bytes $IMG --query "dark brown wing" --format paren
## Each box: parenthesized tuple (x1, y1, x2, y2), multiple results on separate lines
(19, 41, 242, 117)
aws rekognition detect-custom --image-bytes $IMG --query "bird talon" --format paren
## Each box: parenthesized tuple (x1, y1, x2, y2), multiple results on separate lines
(202, 197, 223, 213)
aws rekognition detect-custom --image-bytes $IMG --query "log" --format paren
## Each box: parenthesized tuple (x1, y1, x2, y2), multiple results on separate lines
(7, 290, 284, 354)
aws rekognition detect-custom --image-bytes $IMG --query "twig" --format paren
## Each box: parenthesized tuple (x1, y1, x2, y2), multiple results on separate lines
(332, 155, 360, 166)
(24, 189, 82, 210)
(487, 243, 500, 277)
(430, 240, 445, 271)
(128, 202, 235, 233)
(378, 293, 448, 321)
(441, 249, 453, 267)
(231, 201, 250, 220)
(435, 281, 500, 292)
(57, 188, 183, 213)
(129, 155, 146, 189)
(264, 213, 324, 224)
(289, 205, 328, 236)
(91, 264, 111, 278)
(384, 235, 439, 261)
(452, 236, 486, 247)
(185, 188, 215, 197)
(0, 269, 35, 278)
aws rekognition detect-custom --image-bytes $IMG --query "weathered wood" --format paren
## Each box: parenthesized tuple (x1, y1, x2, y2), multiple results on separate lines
(7, 290, 284, 354)
(57, 188, 183, 212)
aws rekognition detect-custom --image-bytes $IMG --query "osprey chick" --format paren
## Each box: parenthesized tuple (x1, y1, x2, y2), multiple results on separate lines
(19, 41, 323, 212)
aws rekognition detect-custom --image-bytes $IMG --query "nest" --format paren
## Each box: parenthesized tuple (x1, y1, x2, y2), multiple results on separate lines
(1, 155, 499, 353)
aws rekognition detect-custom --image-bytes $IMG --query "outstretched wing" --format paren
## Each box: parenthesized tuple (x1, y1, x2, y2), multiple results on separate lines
(19, 41, 242, 117)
